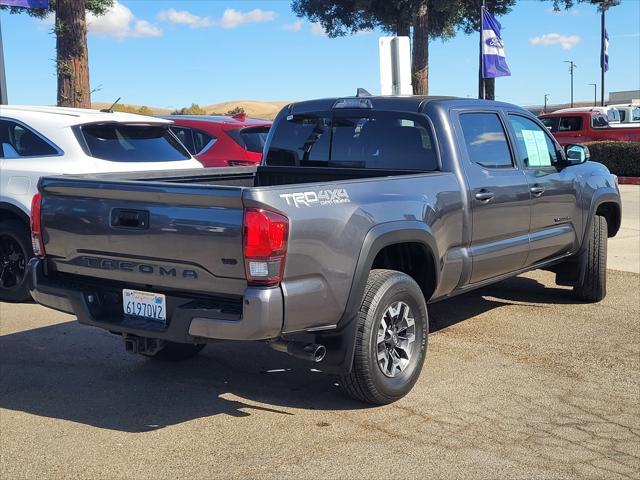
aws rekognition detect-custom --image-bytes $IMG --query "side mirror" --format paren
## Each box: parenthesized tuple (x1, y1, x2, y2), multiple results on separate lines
(562, 144, 590, 166)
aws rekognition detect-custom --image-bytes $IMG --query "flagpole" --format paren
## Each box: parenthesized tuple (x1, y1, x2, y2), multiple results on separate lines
(600, 7, 605, 106)
(0, 23, 7, 105)
(478, 0, 485, 99)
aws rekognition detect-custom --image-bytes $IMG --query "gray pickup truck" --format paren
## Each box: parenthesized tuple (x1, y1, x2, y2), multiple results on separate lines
(29, 95, 621, 404)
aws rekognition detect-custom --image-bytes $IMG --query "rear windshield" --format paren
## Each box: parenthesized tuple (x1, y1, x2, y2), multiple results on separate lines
(266, 112, 438, 171)
(80, 124, 191, 162)
(229, 126, 270, 153)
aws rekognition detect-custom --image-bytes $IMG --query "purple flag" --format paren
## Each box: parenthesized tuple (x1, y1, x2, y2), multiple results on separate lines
(481, 7, 511, 78)
(0, 0, 48, 8)
(601, 29, 609, 72)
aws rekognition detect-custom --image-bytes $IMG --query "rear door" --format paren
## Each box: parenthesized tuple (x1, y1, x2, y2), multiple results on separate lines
(455, 111, 531, 284)
(506, 114, 580, 264)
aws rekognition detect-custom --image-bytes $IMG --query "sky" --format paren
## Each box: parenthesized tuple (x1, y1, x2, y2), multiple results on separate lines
(1, 0, 639, 109)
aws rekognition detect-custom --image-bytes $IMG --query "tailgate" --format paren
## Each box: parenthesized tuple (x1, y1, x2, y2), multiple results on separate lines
(39, 177, 247, 296)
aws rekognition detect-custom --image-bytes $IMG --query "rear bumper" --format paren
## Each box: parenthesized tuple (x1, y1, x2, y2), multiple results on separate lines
(29, 259, 283, 343)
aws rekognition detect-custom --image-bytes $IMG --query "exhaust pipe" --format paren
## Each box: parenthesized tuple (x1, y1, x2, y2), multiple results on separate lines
(270, 341, 326, 363)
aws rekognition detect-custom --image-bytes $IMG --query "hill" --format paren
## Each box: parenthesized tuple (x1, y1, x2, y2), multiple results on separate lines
(91, 100, 289, 120)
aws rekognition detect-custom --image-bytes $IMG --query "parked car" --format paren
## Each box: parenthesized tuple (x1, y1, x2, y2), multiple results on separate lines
(609, 103, 640, 125)
(165, 114, 271, 167)
(539, 110, 640, 145)
(0, 105, 203, 302)
(553, 106, 621, 124)
(29, 96, 621, 404)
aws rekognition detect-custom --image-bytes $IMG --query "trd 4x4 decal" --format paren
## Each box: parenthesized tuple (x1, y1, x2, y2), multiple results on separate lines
(280, 188, 351, 208)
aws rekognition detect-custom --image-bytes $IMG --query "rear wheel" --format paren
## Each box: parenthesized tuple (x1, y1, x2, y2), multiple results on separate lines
(0, 220, 32, 303)
(573, 215, 607, 302)
(339, 269, 428, 405)
(145, 342, 206, 361)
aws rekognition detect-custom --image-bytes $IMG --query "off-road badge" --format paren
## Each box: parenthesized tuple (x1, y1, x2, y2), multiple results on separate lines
(280, 188, 351, 208)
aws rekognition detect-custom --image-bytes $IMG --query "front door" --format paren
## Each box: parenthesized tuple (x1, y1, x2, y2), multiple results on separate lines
(506, 114, 580, 265)
(456, 111, 531, 284)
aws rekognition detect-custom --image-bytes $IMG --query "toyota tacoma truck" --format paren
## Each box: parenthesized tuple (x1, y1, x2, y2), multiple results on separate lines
(29, 95, 621, 405)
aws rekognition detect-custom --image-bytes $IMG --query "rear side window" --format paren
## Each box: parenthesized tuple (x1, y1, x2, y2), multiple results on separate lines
(0, 119, 59, 158)
(591, 115, 609, 128)
(266, 112, 438, 171)
(170, 126, 195, 154)
(618, 110, 627, 122)
(459, 113, 513, 169)
(81, 124, 191, 162)
(193, 130, 215, 154)
(558, 116, 582, 132)
(540, 117, 559, 132)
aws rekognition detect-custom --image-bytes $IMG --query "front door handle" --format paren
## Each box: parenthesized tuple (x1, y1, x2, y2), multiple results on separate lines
(530, 186, 545, 196)
(475, 190, 495, 202)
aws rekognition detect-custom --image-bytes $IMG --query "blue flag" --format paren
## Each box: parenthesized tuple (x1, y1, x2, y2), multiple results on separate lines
(601, 29, 609, 72)
(481, 7, 511, 78)
(0, 0, 48, 8)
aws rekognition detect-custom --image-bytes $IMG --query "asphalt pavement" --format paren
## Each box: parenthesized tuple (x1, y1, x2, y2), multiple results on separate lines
(1, 187, 638, 479)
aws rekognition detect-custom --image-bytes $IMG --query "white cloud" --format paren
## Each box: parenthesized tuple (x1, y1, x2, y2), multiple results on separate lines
(157, 9, 213, 29)
(87, 1, 161, 38)
(216, 8, 276, 29)
(310, 22, 328, 36)
(282, 20, 303, 32)
(528, 33, 582, 50)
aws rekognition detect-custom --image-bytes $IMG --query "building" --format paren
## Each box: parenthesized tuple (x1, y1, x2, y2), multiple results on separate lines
(609, 90, 640, 105)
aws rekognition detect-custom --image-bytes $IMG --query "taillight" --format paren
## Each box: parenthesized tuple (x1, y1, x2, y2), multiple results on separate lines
(30, 193, 46, 257)
(243, 208, 288, 286)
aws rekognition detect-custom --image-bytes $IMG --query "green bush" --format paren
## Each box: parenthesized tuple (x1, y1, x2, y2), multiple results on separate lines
(584, 141, 640, 177)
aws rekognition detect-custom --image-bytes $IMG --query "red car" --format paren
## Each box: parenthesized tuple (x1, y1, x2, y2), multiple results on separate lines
(539, 111, 640, 146)
(165, 114, 271, 167)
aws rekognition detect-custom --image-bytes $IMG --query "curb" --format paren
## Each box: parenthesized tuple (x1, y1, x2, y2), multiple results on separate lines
(618, 177, 640, 185)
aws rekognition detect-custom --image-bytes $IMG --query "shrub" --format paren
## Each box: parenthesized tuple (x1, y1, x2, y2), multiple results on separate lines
(584, 141, 640, 177)
(170, 103, 206, 115)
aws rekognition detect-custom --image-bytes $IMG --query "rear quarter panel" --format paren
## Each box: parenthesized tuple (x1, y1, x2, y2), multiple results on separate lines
(243, 173, 464, 333)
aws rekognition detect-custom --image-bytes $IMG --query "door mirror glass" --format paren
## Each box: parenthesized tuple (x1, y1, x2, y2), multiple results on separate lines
(564, 144, 590, 165)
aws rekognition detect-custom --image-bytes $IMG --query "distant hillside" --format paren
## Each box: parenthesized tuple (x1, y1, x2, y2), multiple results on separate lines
(91, 100, 289, 120)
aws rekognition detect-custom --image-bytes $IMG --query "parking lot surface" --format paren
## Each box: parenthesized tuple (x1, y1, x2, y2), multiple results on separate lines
(1, 267, 639, 479)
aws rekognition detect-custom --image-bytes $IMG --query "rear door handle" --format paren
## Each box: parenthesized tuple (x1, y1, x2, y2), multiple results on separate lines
(474, 190, 495, 202)
(530, 186, 545, 196)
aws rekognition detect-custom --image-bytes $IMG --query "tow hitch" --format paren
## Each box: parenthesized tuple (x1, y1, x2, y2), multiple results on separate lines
(123, 334, 165, 356)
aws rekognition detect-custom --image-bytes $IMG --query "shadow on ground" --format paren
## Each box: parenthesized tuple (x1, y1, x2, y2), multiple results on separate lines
(0, 273, 577, 433)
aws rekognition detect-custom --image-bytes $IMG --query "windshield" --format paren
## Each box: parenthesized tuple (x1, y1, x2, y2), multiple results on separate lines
(81, 123, 191, 162)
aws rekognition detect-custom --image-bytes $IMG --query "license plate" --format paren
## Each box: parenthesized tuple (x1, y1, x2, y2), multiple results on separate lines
(123, 289, 166, 322)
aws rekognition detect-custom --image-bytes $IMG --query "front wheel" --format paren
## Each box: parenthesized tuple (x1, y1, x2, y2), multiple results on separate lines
(573, 215, 608, 302)
(339, 269, 428, 405)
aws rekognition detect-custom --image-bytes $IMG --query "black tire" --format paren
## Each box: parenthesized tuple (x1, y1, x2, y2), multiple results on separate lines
(146, 342, 206, 361)
(339, 269, 428, 405)
(0, 219, 33, 303)
(573, 215, 607, 302)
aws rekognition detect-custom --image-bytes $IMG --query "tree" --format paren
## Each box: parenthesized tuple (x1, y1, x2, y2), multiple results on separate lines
(292, 0, 507, 95)
(1, 0, 113, 108)
(225, 106, 246, 116)
(170, 103, 206, 115)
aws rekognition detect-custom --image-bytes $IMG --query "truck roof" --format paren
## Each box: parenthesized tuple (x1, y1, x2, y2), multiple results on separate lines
(285, 95, 527, 115)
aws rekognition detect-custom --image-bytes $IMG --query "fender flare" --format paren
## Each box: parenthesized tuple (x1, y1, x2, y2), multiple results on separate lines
(0, 202, 30, 225)
(582, 188, 621, 249)
(314, 221, 439, 374)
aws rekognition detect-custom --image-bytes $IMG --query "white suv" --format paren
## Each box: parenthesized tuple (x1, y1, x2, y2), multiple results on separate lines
(0, 105, 203, 301)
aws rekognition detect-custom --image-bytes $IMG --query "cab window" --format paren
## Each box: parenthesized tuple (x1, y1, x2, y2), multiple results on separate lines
(459, 113, 513, 169)
(508, 115, 558, 168)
